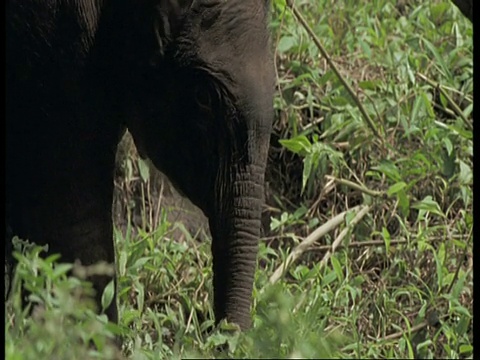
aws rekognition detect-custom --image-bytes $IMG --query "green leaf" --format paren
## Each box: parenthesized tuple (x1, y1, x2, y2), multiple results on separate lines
(412, 196, 445, 218)
(452, 304, 471, 317)
(270, 216, 282, 231)
(358, 38, 372, 59)
(104, 322, 128, 337)
(433, 242, 445, 290)
(101, 280, 115, 313)
(279, 135, 311, 156)
(382, 227, 391, 254)
(371, 161, 403, 182)
(441, 147, 456, 179)
(121, 309, 141, 326)
(330, 95, 350, 107)
(131, 257, 151, 270)
(455, 315, 470, 336)
(138, 158, 150, 183)
(330, 255, 344, 284)
(358, 80, 381, 91)
(410, 92, 423, 124)
(293, 206, 308, 219)
(406, 336, 414, 359)
(277, 36, 296, 53)
(397, 190, 410, 218)
(406, 57, 416, 85)
(429, 2, 449, 22)
(451, 270, 468, 300)
(387, 181, 407, 196)
(458, 160, 472, 185)
(44, 253, 62, 265)
(134, 279, 145, 312)
(420, 91, 435, 118)
(322, 270, 337, 286)
(126, 158, 133, 180)
(118, 251, 128, 277)
(459, 344, 473, 355)
(206, 332, 230, 349)
(302, 154, 313, 192)
(52, 263, 73, 279)
(416, 339, 433, 351)
(442, 137, 453, 156)
(422, 37, 452, 79)
(445, 123, 472, 140)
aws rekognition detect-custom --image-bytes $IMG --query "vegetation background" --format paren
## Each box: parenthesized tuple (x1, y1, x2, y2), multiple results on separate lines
(6, 0, 473, 358)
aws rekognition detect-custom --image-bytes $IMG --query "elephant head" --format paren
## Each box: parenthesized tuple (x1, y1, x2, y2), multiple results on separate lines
(124, 0, 274, 329)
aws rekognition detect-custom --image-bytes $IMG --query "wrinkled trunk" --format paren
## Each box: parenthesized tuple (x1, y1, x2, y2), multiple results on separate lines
(210, 162, 265, 330)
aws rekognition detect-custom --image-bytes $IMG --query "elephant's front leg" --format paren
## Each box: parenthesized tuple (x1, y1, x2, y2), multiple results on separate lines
(58, 190, 118, 323)
(8, 131, 119, 323)
(50, 141, 119, 323)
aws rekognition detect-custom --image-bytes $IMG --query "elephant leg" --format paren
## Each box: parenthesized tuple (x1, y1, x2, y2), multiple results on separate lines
(50, 189, 117, 323)
(7, 128, 119, 322)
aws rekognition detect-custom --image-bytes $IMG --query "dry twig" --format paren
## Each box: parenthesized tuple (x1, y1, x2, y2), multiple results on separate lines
(325, 175, 385, 198)
(269, 205, 368, 284)
(318, 205, 371, 269)
(416, 72, 472, 131)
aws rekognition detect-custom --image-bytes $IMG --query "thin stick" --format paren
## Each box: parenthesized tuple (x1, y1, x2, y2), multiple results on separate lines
(315, 238, 406, 250)
(318, 205, 371, 269)
(262, 232, 467, 245)
(325, 175, 385, 198)
(269, 205, 364, 284)
(416, 72, 472, 130)
(446, 226, 473, 294)
(375, 314, 449, 342)
(309, 234, 466, 251)
(285, 0, 384, 142)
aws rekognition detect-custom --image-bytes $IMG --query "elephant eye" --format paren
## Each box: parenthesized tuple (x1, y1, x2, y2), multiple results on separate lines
(194, 86, 213, 113)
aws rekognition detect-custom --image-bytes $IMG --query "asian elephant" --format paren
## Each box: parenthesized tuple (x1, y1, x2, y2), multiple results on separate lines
(6, 0, 274, 330)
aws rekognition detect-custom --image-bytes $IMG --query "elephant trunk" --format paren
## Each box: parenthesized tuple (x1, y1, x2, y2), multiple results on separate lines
(210, 162, 266, 330)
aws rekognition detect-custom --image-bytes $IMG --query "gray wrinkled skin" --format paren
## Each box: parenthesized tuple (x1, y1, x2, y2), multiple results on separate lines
(6, 0, 274, 330)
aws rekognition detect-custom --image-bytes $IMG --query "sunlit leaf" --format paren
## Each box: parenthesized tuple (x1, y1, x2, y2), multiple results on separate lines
(277, 36, 297, 53)
(101, 280, 115, 313)
(387, 182, 407, 196)
(279, 135, 311, 155)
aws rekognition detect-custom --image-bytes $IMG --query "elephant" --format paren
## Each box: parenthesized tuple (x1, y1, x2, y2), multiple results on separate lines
(6, 0, 274, 331)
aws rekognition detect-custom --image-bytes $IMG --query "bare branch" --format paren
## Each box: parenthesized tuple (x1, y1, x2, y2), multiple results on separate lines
(269, 205, 368, 284)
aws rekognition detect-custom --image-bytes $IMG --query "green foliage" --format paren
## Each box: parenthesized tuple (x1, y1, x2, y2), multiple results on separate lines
(270, 0, 472, 358)
(280, 134, 344, 193)
(5, 242, 122, 360)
